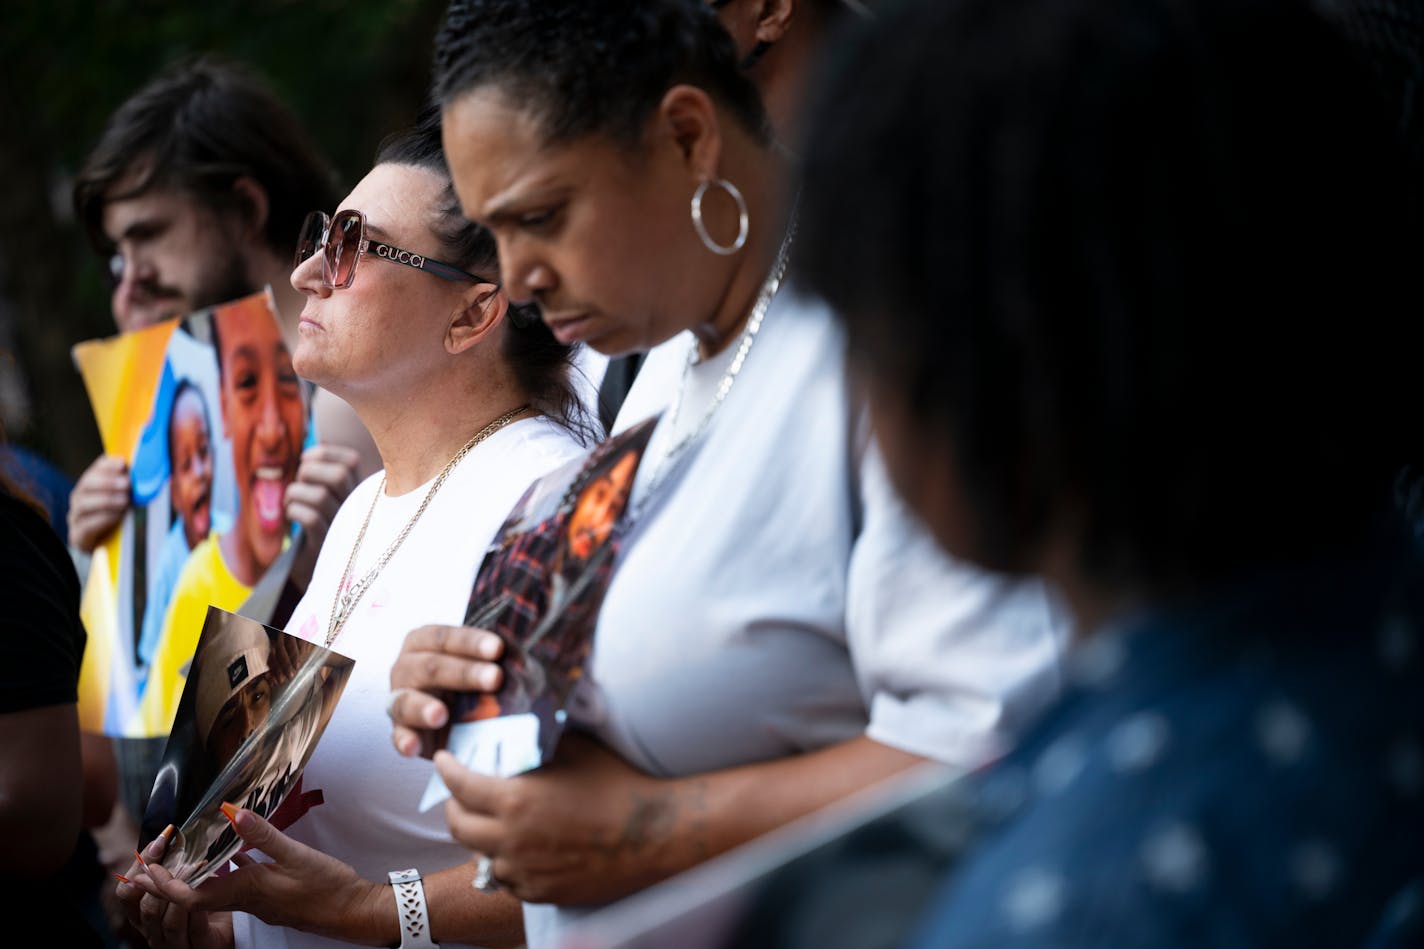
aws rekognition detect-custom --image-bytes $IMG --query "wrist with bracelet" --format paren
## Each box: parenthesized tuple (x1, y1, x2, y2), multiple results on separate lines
(388, 869, 439, 949)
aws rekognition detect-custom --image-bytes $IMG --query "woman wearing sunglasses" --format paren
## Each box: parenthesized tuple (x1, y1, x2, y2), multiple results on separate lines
(114, 117, 595, 949)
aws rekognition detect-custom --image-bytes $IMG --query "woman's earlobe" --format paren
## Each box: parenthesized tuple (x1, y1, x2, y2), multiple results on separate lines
(447, 285, 508, 354)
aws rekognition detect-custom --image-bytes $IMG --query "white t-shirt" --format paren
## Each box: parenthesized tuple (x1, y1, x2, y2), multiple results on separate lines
(233, 416, 585, 949)
(525, 287, 1071, 944)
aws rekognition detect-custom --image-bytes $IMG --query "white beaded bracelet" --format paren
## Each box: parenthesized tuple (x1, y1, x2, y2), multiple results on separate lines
(389, 868, 439, 949)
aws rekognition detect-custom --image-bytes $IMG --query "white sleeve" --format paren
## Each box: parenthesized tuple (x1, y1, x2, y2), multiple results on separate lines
(846, 441, 1072, 767)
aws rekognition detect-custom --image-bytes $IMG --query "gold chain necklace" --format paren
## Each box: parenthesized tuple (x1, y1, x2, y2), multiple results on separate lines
(323, 404, 530, 646)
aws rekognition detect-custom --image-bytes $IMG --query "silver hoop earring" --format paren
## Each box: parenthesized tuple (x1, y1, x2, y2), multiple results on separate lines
(690, 178, 750, 256)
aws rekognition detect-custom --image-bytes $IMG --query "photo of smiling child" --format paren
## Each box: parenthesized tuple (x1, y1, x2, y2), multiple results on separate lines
(73, 289, 312, 739)
(134, 377, 217, 686)
(168, 380, 216, 551)
(139, 292, 309, 736)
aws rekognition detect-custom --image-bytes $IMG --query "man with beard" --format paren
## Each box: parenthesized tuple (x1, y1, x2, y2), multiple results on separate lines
(70, 55, 380, 565)
(68, 56, 380, 845)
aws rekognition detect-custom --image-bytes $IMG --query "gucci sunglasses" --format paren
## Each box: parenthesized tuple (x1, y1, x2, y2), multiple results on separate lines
(295, 209, 493, 290)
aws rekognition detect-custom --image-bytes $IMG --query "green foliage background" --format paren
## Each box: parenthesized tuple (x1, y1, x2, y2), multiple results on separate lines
(0, 0, 445, 475)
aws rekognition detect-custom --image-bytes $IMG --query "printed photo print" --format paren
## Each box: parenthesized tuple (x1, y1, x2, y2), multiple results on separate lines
(421, 416, 657, 811)
(141, 606, 353, 886)
(73, 288, 314, 738)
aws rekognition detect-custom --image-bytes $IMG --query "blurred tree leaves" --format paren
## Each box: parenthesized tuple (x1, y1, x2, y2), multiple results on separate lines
(0, 0, 443, 473)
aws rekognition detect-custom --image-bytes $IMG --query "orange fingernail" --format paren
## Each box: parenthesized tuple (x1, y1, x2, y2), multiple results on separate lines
(133, 849, 147, 868)
(113, 872, 131, 885)
(220, 802, 240, 829)
(162, 823, 175, 841)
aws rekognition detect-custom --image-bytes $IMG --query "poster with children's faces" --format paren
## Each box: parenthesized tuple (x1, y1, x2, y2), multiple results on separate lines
(74, 289, 315, 739)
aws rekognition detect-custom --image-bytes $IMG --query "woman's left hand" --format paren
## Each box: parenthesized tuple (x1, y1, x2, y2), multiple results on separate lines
(435, 732, 930, 907)
(435, 732, 686, 905)
(117, 826, 234, 949)
(132, 806, 392, 946)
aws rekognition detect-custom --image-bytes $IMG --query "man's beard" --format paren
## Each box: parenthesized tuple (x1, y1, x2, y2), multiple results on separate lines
(191, 251, 259, 312)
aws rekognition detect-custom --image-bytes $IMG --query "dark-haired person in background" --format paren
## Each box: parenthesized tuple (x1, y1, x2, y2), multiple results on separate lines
(67, 53, 380, 642)
(794, 0, 1424, 944)
(708, 0, 871, 147)
(68, 54, 380, 567)
(384, 2, 1066, 945)
(0, 441, 76, 543)
(115, 116, 592, 949)
(67, 55, 382, 847)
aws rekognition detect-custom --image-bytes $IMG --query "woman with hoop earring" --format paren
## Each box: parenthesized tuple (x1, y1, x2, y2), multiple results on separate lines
(381, 1, 1070, 945)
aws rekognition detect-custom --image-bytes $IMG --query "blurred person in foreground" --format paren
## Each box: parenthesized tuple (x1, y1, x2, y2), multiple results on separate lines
(0, 466, 110, 946)
(793, 0, 1424, 943)
(1334, 0, 1424, 538)
(115, 117, 592, 949)
(383, 1, 1067, 945)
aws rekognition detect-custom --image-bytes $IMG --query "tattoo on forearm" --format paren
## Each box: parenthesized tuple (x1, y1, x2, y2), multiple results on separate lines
(616, 790, 676, 854)
(684, 779, 710, 862)
(588, 779, 714, 876)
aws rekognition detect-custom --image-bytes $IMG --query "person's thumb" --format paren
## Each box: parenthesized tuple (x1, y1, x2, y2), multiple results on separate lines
(222, 802, 301, 864)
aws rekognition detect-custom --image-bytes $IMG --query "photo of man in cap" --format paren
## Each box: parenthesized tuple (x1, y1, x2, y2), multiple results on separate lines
(140, 609, 350, 885)
(194, 618, 274, 766)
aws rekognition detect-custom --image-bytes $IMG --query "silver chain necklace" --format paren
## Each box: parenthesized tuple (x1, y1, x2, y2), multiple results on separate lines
(324, 404, 529, 647)
(627, 215, 797, 524)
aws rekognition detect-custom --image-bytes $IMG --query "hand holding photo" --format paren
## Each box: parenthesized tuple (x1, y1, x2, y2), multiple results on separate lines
(140, 606, 353, 886)
(73, 288, 314, 739)
(419, 417, 656, 811)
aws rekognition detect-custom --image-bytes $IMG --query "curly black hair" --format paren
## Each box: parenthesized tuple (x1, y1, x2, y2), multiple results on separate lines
(798, 0, 1421, 594)
(431, 0, 768, 146)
